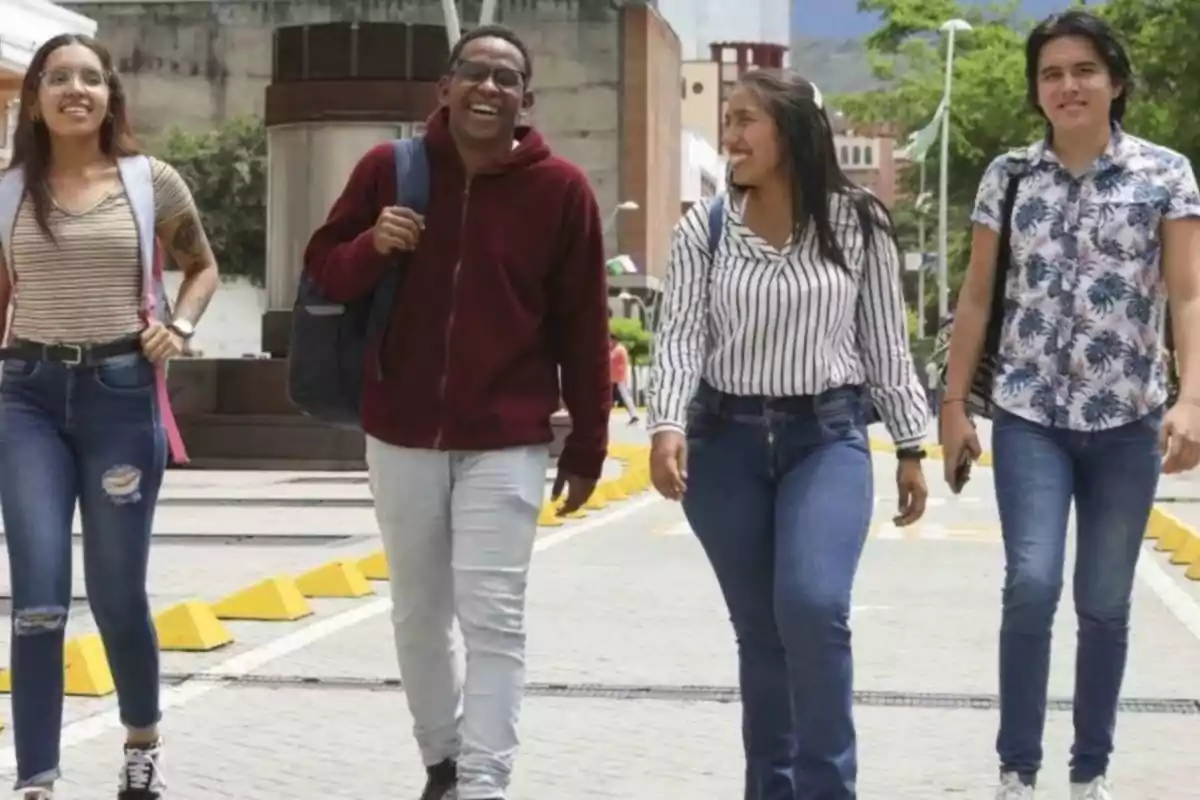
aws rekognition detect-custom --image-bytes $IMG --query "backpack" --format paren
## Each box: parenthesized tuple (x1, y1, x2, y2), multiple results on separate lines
(704, 192, 884, 425)
(286, 137, 430, 428)
(0, 157, 189, 464)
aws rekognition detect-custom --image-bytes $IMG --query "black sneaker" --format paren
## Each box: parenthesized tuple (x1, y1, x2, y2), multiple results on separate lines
(118, 740, 166, 799)
(419, 758, 457, 800)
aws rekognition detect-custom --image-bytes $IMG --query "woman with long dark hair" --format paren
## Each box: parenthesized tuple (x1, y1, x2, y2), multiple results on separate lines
(0, 34, 218, 799)
(647, 69, 929, 799)
(940, 10, 1200, 800)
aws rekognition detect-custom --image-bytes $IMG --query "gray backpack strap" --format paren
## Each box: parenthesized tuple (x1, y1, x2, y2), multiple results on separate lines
(116, 155, 170, 321)
(0, 168, 26, 284)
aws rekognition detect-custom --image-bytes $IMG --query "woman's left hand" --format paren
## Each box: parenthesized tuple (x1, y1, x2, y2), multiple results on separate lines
(140, 321, 185, 365)
(894, 459, 927, 526)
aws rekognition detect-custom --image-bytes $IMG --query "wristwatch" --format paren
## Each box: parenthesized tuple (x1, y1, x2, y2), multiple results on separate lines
(168, 318, 196, 340)
(896, 447, 927, 461)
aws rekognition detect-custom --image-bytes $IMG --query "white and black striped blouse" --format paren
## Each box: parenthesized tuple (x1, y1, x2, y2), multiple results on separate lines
(647, 191, 929, 449)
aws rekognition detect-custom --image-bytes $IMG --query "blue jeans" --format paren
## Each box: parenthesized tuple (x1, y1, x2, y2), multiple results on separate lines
(0, 353, 167, 789)
(992, 407, 1161, 786)
(681, 382, 874, 800)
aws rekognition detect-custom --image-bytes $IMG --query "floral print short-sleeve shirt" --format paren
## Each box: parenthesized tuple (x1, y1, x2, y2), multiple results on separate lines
(970, 127, 1200, 431)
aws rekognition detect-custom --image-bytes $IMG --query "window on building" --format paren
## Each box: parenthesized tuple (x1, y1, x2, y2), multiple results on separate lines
(840, 145, 849, 164)
(864, 145, 873, 166)
(853, 146, 861, 165)
(681, 78, 686, 99)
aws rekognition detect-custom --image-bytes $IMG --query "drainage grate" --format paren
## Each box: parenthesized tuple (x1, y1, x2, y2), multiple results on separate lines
(156, 673, 1200, 715)
(283, 477, 369, 486)
(156, 497, 373, 508)
(0, 533, 355, 547)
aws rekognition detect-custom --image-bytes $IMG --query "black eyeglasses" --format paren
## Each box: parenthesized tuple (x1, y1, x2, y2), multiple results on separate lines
(451, 59, 525, 90)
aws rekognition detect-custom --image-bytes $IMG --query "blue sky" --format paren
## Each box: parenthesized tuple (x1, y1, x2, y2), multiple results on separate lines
(794, 1, 1087, 38)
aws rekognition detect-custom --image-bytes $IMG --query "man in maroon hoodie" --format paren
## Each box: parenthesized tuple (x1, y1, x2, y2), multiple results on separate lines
(303, 25, 611, 800)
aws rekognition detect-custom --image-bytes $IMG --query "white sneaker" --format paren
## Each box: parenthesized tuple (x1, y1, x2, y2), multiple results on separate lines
(20, 790, 54, 799)
(1071, 777, 1113, 800)
(996, 772, 1035, 799)
(118, 739, 167, 798)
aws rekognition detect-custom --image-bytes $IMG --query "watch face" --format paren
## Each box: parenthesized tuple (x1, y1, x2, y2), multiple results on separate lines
(171, 320, 195, 338)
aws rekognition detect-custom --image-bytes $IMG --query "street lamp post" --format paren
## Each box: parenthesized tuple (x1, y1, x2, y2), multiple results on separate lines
(937, 18, 972, 320)
(604, 200, 639, 234)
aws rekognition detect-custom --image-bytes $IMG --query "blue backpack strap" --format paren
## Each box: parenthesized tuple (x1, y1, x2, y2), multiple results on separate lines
(393, 136, 430, 212)
(0, 168, 25, 283)
(706, 192, 726, 258)
(370, 136, 430, 380)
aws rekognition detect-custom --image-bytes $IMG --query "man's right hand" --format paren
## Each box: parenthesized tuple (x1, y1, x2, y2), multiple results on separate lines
(372, 206, 424, 255)
(650, 430, 688, 501)
(939, 402, 982, 491)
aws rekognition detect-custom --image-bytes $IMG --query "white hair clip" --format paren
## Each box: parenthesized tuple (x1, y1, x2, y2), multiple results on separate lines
(811, 83, 824, 109)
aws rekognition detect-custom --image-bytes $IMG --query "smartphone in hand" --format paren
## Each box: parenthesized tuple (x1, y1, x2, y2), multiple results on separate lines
(950, 452, 972, 494)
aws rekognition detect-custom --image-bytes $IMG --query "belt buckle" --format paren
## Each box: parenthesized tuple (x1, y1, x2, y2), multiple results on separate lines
(58, 344, 83, 366)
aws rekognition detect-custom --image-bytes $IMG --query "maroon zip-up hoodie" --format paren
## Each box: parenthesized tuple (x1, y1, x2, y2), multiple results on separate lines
(303, 108, 612, 479)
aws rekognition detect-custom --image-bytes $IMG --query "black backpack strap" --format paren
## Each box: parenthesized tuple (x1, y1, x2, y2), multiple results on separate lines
(983, 172, 1023, 354)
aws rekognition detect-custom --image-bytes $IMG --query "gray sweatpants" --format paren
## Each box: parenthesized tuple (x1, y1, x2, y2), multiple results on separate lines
(365, 436, 548, 800)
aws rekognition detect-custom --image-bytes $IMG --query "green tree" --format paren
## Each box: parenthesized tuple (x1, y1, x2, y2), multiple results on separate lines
(835, 0, 1200, 308)
(154, 117, 267, 285)
(609, 316, 652, 366)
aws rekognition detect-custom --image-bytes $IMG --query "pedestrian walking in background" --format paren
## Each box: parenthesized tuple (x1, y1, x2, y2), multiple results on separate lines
(939, 11, 1200, 800)
(0, 33, 219, 800)
(647, 68, 929, 800)
(610, 333, 640, 424)
(303, 24, 611, 800)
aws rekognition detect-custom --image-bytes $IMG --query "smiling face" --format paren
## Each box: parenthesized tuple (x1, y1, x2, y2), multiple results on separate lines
(29, 42, 112, 141)
(1035, 34, 1120, 136)
(439, 36, 531, 146)
(721, 84, 783, 188)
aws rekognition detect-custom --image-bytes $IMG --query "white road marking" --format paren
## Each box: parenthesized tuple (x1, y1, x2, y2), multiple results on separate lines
(0, 494, 662, 773)
(1135, 551, 1200, 643)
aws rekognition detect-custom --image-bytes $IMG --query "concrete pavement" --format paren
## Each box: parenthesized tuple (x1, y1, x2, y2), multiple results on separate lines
(0, 420, 1198, 798)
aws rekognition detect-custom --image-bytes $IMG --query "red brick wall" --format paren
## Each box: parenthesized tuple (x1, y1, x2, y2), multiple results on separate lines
(618, 3, 682, 283)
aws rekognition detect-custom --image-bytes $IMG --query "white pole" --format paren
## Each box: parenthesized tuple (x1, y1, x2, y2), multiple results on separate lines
(936, 27, 957, 320)
(479, 0, 498, 26)
(439, 0, 462, 46)
(917, 159, 927, 338)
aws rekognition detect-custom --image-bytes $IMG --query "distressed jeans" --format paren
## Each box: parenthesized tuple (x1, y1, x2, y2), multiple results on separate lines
(992, 407, 1161, 786)
(366, 437, 547, 800)
(681, 382, 874, 800)
(0, 353, 167, 790)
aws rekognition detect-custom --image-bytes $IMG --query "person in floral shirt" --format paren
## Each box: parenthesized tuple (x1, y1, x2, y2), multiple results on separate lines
(940, 10, 1200, 800)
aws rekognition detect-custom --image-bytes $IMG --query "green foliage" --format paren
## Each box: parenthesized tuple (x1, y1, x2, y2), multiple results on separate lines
(153, 117, 267, 285)
(609, 316, 652, 366)
(840, 0, 1200, 307)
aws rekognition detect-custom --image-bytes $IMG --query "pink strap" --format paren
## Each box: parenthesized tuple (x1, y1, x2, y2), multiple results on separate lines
(148, 243, 189, 465)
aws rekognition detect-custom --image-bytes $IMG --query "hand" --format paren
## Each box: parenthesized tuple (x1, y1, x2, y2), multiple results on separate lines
(939, 403, 981, 492)
(552, 470, 597, 517)
(894, 458, 927, 526)
(1161, 401, 1200, 474)
(372, 206, 424, 255)
(140, 321, 184, 365)
(650, 430, 687, 500)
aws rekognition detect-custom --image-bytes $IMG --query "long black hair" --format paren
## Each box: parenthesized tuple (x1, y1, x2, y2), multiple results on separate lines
(1025, 9, 1134, 124)
(733, 68, 894, 272)
(10, 34, 140, 242)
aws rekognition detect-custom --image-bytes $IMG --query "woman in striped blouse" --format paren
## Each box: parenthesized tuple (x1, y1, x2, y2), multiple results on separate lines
(647, 69, 930, 799)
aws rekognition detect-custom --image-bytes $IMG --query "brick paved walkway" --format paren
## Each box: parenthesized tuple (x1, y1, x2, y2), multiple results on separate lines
(0, 421, 1198, 799)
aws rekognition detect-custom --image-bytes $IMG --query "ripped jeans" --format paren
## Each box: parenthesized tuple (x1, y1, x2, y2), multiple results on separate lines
(0, 353, 167, 789)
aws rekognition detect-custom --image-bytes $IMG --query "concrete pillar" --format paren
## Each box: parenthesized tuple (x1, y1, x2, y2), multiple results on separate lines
(260, 21, 449, 357)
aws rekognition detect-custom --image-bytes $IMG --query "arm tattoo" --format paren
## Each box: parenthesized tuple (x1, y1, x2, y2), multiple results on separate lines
(170, 214, 205, 268)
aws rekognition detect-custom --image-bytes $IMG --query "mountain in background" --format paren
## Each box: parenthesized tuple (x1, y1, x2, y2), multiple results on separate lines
(791, 0, 1091, 93)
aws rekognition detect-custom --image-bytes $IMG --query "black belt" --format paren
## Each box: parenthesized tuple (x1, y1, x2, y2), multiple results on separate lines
(0, 337, 142, 367)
